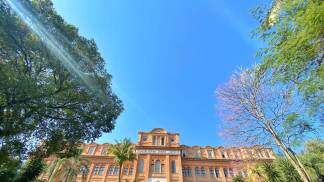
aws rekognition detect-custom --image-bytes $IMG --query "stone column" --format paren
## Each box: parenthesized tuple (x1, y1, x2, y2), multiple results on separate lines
(144, 154, 151, 180)
(87, 163, 95, 182)
(166, 155, 171, 182)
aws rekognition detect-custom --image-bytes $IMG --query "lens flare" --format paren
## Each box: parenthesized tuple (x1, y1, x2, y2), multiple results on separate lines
(5, 0, 106, 100)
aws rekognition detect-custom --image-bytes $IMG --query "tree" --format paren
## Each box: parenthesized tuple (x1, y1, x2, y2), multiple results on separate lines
(109, 138, 136, 182)
(249, 140, 323, 182)
(0, 0, 122, 165)
(253, 0, 324, 113)
(250, 158, 300, 182)
(46, 155, 89, 182)
(216, 67, 315, 181)
(233, 174, 245, 182)
(0, 151, 20, 181)
(251, 161, 277, 182)
(300, 139, 324, 181)
(14, 157, 45, 182)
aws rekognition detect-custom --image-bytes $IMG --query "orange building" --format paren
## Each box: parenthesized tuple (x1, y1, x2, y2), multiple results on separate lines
(42, 128, 275, 182)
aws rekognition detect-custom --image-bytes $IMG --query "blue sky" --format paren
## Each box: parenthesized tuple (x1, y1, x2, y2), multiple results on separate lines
(52, 0, 266, 147)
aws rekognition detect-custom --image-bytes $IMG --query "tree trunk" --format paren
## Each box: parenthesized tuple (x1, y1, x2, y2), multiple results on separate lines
(65, 168, 71, 182)
(118, 163, 123, 182)
(267, 125, 312, 182)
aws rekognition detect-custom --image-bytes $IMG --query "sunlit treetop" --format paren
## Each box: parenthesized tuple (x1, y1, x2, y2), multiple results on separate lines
(0, 0, 123, 159)
(253, 0, 323, 114)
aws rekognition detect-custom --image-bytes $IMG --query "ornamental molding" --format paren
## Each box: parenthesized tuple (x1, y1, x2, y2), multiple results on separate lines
(136, 149, 181, 155)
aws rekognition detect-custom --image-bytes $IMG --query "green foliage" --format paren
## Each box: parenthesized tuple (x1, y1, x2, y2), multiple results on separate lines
(46, 155, 89, 182)
(253, 0, 324, 113)
(14, 158, 45, 182)
(251, 162, 281, 182)
(251, 140, 324, 182)
(300, 139, 324, 181)
(0, 152, 45, 182)
(274, 158, 301, 182)
(109, 138, 135, 182)
(0, 151, 20, 181)
(233, 174, 245, 182)
(0, 0, 122, 161)
(109, 138, 136, 166)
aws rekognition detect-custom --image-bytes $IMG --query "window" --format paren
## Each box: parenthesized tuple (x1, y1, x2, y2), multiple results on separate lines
(201, 167, 206, 176)
(188, 167, 192, 176)
(98, 166, 105, 176)
(138, 159, 144, 173)
(265, 150, 270, 158)
(170, 137, 175, 142)
(194, 150, 201, 158)
(153, 160, 161, 173)
(161, 163, 165, 173)
(123, 167, 128, 176)
(152, 136, 157, 145)
(161, 137, 165, 145)
(182, 167, 192, 177)
(234, 151, 239, 159)
(142, 136, 147, 141)
(221, 150, 226, 158)
(101, 147, 107, 155)
(108, 166, 114, 175)
(87, 146, 95, 155)
(93, 166, 100, 175)
(215, 168, 220, 178)
(229, 168, 234, 177)
(129, 167, 133, 175)
(182, 150, 187, 157)
(223, 168, 229, 178)
(209, 168, 215, 177)
(207, 149, 214, 158)
(113, 166, 119, 175)
(80, 165, 89, 175)
(171, 160, 176, 173)
(195, 167, 200, 176)
(182, 168, 186, 176)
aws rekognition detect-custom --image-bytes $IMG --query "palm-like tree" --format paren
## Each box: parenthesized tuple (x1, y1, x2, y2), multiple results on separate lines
(250, 162, 281, 182)
(47, 156, 89, 182)
(109, 138, 136, 182)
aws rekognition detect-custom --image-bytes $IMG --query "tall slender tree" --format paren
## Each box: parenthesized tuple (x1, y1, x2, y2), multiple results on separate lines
(216, 66, 315, 181)
(109, 139, 136, 182)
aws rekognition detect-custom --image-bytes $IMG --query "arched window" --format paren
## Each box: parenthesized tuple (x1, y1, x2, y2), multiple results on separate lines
(201, 167, 206, 176)
(209, 168, 215, 177)
(98, 166, 105, 176)
(113, 166, 119, 175)
(93, 166, 99, 175)
(108, 166, 114, 175)
(154, 160, 161, 173)
(223, 168, 229, 178)
(188, 167, 192, 176)
(195, 167, 200, 176)
(221, 150, 226, 158)
(79, 165, 89, 175)
(123, 167, 128, 176)
(215, 168, 220, 178)
(138, 159, 144, 173)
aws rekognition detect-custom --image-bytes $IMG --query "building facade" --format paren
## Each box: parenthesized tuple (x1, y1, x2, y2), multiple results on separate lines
(42, 128, 275, 182)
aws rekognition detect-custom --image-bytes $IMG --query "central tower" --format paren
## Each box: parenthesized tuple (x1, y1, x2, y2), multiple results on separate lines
(135, 128, 183, 182)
